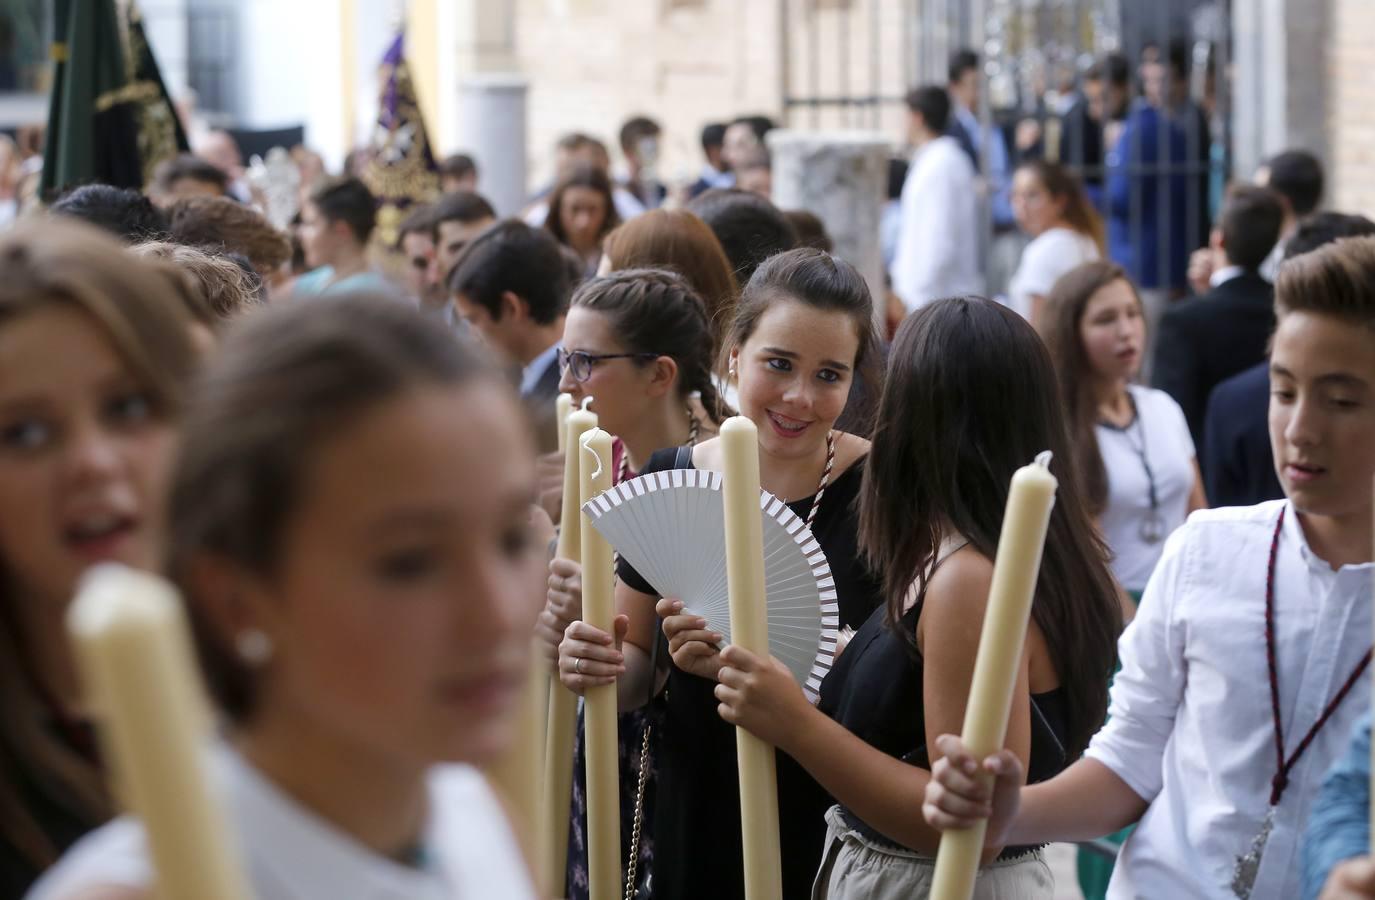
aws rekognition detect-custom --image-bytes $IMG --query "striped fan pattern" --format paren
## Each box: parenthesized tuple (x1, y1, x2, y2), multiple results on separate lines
(582, 468, 840, 699)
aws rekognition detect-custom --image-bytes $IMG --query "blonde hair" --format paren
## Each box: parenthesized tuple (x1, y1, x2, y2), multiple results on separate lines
(133, 241, 261, 326)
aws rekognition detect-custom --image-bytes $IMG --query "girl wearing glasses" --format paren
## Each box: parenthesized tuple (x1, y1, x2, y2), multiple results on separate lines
(555, 248, 884, 900)
(539, 268, 724, 900)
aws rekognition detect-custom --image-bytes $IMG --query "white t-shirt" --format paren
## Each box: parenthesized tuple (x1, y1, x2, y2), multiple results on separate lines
(28, 745, 536, 900)
(1006, 227, 1100, 319)
(1096, 385, 1196, 593)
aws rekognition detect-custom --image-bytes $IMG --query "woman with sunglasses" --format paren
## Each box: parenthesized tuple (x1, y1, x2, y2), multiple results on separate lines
(538, 268, 726, 900)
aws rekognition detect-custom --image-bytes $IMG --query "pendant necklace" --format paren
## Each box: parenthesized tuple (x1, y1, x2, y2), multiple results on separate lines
(1112, 392, 1165, 544)
(1230, 506, 1373, 897)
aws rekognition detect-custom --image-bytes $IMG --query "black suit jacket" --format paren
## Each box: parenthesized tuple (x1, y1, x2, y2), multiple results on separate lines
(1059, 97, 1103, 186)
(1152, 271, 1274, 456)
(522, 353, 563, 455)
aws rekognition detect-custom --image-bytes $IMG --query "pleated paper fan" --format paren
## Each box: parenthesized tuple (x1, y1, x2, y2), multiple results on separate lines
(582, 468, 840, 699)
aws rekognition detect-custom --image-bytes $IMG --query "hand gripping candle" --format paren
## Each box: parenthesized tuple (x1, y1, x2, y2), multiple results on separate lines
(68, 564, 251, 900)
(542, 396, 598, 893)
(929, 452, 1058, 900)
(720, 416, 783, 900)
(580, 428, 621, 900)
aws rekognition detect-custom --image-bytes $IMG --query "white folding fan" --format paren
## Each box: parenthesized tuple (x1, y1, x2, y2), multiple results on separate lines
(582, 468, 840, 699)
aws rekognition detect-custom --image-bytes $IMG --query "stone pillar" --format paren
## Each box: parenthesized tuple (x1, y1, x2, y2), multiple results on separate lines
(1232, 0, 1330, 180)
(768, 130, 892, 326)
(458, 74, 528, 217)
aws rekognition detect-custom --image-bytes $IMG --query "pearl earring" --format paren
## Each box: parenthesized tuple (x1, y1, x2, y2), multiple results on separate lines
(235, 630, 274, 666)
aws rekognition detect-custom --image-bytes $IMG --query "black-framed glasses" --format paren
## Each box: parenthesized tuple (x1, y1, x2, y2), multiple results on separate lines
(558, 348, 658, 383)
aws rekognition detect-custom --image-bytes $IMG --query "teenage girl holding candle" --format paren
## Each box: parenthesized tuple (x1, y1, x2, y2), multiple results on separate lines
(536, 268, 726, 900)
(557, 247, 885, 900)
(0, 222, 197, 898)
(32, 296, 541, 898)
(710, 297, 1122, 898)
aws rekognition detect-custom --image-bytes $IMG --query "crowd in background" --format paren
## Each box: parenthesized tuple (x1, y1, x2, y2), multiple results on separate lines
(1, 32, 1375, 900)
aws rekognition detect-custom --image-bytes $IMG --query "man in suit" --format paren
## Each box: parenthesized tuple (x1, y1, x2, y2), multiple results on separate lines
(449, 220, 571, 454)
(686, 122, 731, 200)
(1058, 54, 1130, 205)
(1202, 211, 1375, 507)
(1152, 185, 1285, 454)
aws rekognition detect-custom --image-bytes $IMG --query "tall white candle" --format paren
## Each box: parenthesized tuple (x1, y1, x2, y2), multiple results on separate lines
(542, 400, 598, 893)
(556, 393, 574, 454)
(580, 428, 621, 900)
(719, 416, 783, 900)
(68, 564, 250, 900)
(929, 452, 1058, 900)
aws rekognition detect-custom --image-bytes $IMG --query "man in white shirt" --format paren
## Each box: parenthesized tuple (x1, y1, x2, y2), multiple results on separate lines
(449, 220, 571, 454)
(890, 85, 983, 313)
(922, 235, 1375, 899)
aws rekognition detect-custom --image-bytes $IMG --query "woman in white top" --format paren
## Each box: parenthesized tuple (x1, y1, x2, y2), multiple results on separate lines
(1039, 261, 1207, 596)
(1007, 161, 1104, 326)
(30, 296, 539, 899)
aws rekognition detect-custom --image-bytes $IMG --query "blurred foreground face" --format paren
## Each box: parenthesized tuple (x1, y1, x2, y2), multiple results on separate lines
(248, 382, 544, 768)
(0, 306, 176, 607)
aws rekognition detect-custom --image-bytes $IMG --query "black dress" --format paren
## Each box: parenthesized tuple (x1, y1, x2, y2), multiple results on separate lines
(617, 448, 883, 900)
(818, 587, 1068, 858)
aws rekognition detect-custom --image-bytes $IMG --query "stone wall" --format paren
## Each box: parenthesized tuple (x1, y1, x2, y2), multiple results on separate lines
(1327, 0, 1375, 216)
(512, 0, 785, 191)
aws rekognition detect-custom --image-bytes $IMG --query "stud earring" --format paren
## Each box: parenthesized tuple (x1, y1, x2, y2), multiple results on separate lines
(235, 629, 274, 666)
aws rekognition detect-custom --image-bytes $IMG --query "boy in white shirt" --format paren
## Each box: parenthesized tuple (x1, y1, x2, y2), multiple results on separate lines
(922, 235, 1375, 900)
(890, 85, 983, 311)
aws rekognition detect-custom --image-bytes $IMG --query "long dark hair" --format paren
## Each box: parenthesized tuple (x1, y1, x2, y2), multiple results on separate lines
(167, 294, 504, 723)
(545, 162, 621, 251)
(572, 268, 731, 423)
(860, 297, 1121, 756)
(1037, 260, 1141, 516)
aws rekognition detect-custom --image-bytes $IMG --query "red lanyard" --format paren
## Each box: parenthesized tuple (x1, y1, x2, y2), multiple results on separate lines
(1263, 506, 1373, 806)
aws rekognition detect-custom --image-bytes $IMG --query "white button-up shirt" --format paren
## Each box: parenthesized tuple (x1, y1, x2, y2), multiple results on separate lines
(30, 745, 538, 899)
(1087, 499, 1373, 899)
(889, 135, 984, 311)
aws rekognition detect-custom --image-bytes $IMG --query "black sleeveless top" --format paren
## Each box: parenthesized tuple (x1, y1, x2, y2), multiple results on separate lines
(817, 572, 1069, 859)
(617, 447, 882, 900)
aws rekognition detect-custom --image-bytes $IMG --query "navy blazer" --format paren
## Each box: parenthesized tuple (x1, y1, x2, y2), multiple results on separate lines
(1153, 270, 1275, 455)
(1202, 361, 1283, 508)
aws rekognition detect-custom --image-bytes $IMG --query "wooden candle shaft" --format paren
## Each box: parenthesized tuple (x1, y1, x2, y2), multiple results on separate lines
(720, 417, 783, 900)
(68, 565, 250, 900)
(929, 460, 1057, 900)
(542, 408, 597, 895)
(580, 429, 622, 900)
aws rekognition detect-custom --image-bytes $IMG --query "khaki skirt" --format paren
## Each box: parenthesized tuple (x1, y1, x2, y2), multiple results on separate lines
(811, 805, 1055, 900)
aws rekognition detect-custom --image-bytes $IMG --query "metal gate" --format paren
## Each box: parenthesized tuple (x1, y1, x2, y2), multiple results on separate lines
(779, 0, 1233, 300)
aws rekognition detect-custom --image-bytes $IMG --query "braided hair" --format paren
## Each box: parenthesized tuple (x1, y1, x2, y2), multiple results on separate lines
(572, 268, 731, 423)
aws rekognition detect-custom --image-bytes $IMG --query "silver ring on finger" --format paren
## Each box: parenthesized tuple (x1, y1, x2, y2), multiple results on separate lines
(575, 657, 584, 675)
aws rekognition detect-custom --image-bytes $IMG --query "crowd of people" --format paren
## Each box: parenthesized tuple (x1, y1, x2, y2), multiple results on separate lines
(0, 36, 1373, 900)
